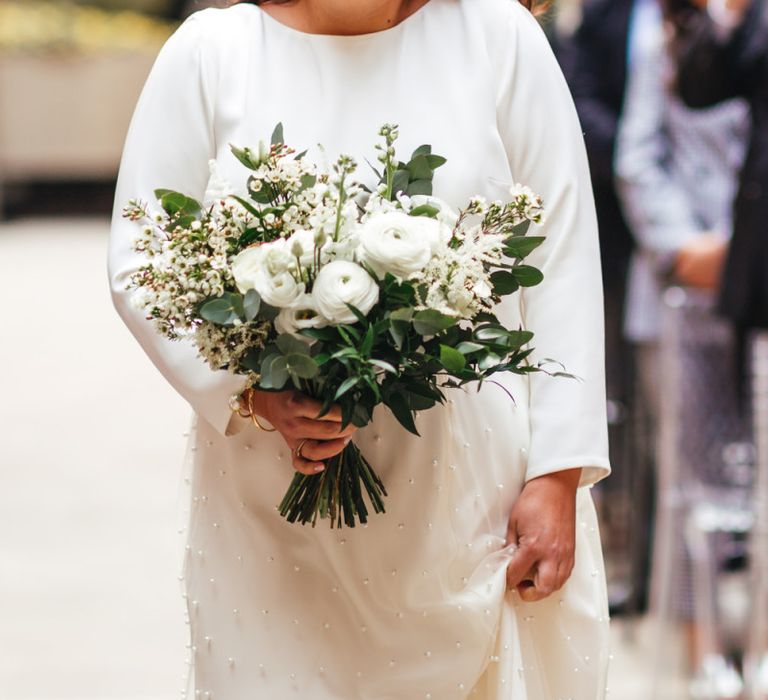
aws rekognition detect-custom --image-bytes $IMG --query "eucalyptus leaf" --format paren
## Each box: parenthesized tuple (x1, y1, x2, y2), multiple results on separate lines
(503, 236, 545, 259)
(409, 203, 441, 218)
(299, 173, 317, 192)
(243, 289, 261, 322)
(406, 154, 433, 181)
(413, 309, 457, 336)
(513, 265, 545, 287)
(199, 292, 244, 326)
(406, 179, 433, 196)
(425, 155, 447, 169)
(389, 308, 414, 322)
(389, 322, 406, 349)
(260, 356, 289, 389)
(510, 220, 531, 236)
(260, 303, 280, 322)
(285, 353, 318, 379)
(506, 329, 535, 348)
(490, 270, 519, 295)
(240, 348, 261, 373)
(412, 144, 431, 157)
(277, 333, 311, 356)
(154, 189, 202, 220)
(391, 169, 410, 196)
(271, 122, 284, 146)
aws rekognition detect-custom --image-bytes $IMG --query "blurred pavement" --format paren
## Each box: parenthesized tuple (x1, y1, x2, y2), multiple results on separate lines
(0, 219, 684, 699)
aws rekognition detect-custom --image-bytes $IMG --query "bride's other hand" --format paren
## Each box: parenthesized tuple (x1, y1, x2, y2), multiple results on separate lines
(505, 468, 581, 602)
(248, 389, 357, 475)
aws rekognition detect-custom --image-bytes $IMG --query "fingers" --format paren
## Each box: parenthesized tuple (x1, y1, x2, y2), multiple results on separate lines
(505, 546, 538, 591)
(519, 560, 558, 602)
(506, 539, 576, 600)
(288, 393, 344, 422)
(299, 436, 351, 461)
(287, 436, 353, 475)
(292, 417, 357, 440)
(289, 440, 326, 475)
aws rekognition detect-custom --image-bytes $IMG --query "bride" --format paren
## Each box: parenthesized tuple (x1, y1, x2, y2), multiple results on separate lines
(108, 0, 612, 697)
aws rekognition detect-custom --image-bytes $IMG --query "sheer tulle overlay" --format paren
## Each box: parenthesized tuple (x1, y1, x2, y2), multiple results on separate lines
(109, 1, 612, 697)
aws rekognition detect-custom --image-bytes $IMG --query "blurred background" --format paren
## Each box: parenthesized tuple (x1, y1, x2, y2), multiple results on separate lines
(1, 0, 767, 698)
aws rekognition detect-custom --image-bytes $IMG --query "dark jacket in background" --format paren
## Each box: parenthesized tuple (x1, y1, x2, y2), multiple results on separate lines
(676, 0, 768, 329)
(556, 0, 636, 289)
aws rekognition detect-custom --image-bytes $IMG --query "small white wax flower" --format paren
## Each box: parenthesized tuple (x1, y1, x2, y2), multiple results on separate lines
(312, 260, 379, 324)
(473, 279, 493, 299)
(508, 183, 535, 200)
(357, 212, 449, 281)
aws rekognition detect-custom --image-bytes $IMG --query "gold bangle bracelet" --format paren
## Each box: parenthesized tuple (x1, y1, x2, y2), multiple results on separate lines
(246, 388, 276, 433)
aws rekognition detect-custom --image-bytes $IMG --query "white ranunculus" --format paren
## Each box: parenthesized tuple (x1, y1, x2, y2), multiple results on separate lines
(357, 211, 450, 280)
(231, 240, 302, 307)
(274, 293, 326, 339)
(312, 260, 379, 324)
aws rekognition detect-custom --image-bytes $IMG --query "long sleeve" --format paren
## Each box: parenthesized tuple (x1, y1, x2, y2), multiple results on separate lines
(107, 12, 245, 436)
(615, 31, 701, 256)
(496, 3, 611, 487)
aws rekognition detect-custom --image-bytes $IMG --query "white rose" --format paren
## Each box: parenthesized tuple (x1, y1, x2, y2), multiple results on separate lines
(274, 293, 326, 339)
(231, 240, 302, 307)
(357, 211, 450, 280)
(312, 260, 379, 324)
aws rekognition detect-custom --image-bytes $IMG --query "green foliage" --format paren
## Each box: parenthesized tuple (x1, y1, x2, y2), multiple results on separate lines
(199, 292, 245, 326)
(154, 188, 202, 228)
(513, 265, 545, 287)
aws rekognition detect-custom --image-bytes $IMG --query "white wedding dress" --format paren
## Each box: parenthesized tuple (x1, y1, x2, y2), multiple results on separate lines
(108, 1, 612, 698)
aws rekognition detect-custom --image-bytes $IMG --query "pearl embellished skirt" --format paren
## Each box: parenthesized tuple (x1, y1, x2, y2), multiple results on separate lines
(181, 371, 610, 699)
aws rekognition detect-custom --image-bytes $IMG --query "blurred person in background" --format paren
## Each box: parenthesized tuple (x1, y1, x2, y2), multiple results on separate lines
(614, 0, 749, 693)
(556, 0, 643, 614)
(670, 0, 768, 334)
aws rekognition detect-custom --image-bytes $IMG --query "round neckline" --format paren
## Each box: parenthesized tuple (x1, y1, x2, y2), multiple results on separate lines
(252, 0, 434, 40)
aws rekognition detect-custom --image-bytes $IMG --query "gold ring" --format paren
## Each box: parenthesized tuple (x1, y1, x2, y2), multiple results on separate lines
(294, 439, 308, 459)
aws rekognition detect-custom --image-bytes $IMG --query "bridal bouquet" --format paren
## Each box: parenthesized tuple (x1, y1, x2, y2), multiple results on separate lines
(124, 123, 555, 528)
